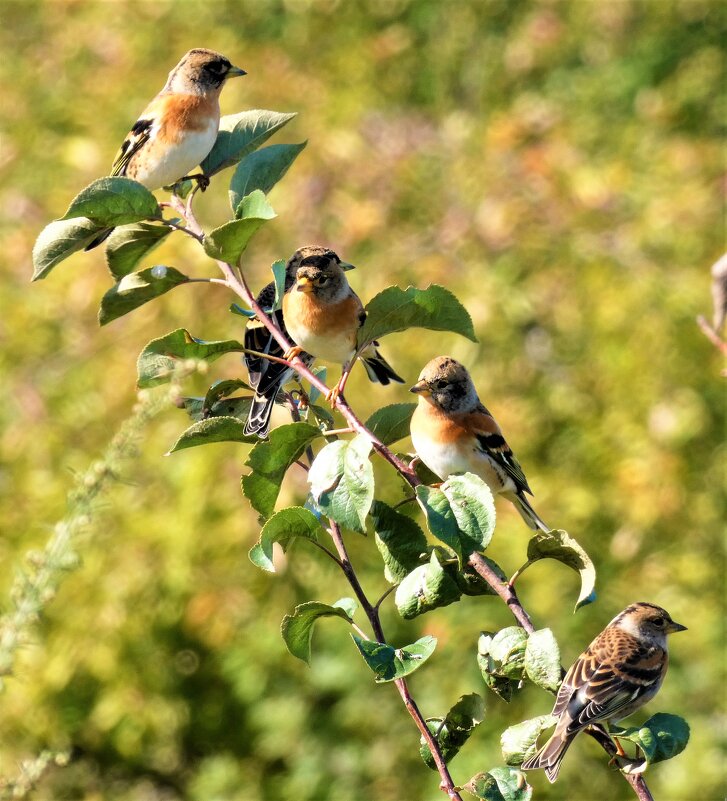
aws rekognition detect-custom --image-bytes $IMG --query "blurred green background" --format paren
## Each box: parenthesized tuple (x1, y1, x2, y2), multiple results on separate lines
(0, 0, 724, 799)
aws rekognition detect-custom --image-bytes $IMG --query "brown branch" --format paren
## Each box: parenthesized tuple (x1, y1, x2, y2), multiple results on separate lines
(326, 521, 463, 801)
(175, 193, 655, 801)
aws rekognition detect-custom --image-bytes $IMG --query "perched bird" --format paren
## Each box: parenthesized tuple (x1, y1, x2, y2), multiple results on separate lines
(281, 249, 404, 402)
(242, 247, 333, 438)
(710, 253, 727, 332)
(409, 356, 548, 531)
(521, 602, 686, 782)
(86, 48, 246, 249)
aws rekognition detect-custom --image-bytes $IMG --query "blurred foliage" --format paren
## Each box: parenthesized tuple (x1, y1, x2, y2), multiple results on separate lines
(0, 1, 724, 799)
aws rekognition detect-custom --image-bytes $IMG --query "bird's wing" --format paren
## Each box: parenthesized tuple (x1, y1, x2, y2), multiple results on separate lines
(110, 115, 154, 177)
(553, 631, 657, 735)
(468, 406, 533, 495)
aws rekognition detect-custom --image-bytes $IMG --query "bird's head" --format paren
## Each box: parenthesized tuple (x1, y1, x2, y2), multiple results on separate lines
(287, 246, 352, 301)
(410, 356, 478, 413)
(168, 49, 246, 94)
(612, 602, 687, 647)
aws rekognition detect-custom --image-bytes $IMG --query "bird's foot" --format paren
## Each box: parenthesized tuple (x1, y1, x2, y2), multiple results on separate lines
(184, 173, 210, 192)
(283, 346, 304, 362)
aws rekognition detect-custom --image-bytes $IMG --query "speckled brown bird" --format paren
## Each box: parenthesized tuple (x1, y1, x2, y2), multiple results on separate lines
(410, 356, 548, 531)
(281, 249, 404, 402)
(86, 48, 245, 249)
(521, 602, 686, 782)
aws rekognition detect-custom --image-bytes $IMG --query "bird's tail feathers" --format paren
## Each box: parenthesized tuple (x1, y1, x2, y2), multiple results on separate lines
(243, 392, 277, 439)
(510, 492, 550, 532)
(85, 227, 114, 251)
(361, 344, 404, 386)
(521, 731, 575, 784)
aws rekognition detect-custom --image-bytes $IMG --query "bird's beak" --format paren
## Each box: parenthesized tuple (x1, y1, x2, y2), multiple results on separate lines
(227, 65, 247, 78)
(339, 261, 355, 272)
(667, 620, 687, 633)
(296, 277, 313, 293)
(409, 379, 430, 396)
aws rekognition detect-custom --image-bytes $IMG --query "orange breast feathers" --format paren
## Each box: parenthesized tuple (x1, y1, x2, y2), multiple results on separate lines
(151, 93, 220, 144)
(284, 291, 361, 342)
(410, 400, 474, 446)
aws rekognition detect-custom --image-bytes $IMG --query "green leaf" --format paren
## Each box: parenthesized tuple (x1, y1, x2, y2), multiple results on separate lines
(60, 177, 160, 226)
(612, 713, 690, 768)
(179, 395, 253, 423)
(167, 417, 257, 453)
(202, 379, 251, 411)
(395, 552, 462, 619)
(501, 715, 557, 766)
(137, 328, 245, 388)
(477, 628, 529, 701)
(351, 634, 437, 683)
(242, 422, 322, 519)
(203, 190, 276, 264)
(98, 265, 189, 326)
(230, 142, 307, 214)
(524, 629, 562, 693)
(32, 217, 107, 280)
(201, 109, 298, 177)
(464, 767, 533, 801)
(281, 599, 355, 665)
(249, 506, 322, 573)
(105, 222, 173, 279)
(308, 403, 335, 431)
(357, 284, 477, 347)
(308, 435, 374, 533)
(416, 473, 495, 563)
(365, 403, 417, 446)
(524, 529, 597, 611)
(271, 259, 287, 309)
(420, 693, 486, 769)
(371, 500, 428, 583)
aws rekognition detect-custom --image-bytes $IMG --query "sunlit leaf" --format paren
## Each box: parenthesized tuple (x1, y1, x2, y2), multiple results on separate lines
(230, 142, 307, 214)
(501, 715, 557, 766)
(308, 435, 374, 533)
(242, 422, 322, 519)
(137, 328, 245, 388)
(612, 713, 690, 768)
(395, 552, 462, 619)
(203, 190, 276, 264)
(98, 265, 189, 325)
(352, 634, 436, 683)
(281, 599, 356, 664)
(524, 629, 562, 693)
(201, 109, 298, 176)
(168, 416, 257, 453)
(365, 403, 417, 446)
(32, 217, 107, 280)
(523, 529, 597, 611)
(357, 284, 477, 347)
(60, 177, 160, 226)
(464, 767, 533, 801)
(105, 222, 173, 279)
(249, 506, 323, 573)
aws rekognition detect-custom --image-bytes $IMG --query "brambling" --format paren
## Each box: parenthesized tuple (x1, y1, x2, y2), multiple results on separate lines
(281, 249, 404, 402)
(409, 356, 549, 531)
(522, 602, 686, 782)
(86, 48, 246, 250)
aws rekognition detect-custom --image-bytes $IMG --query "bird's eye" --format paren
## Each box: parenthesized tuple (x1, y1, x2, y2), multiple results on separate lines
(652, 618, 665, 627)
(317, 276, 329, 285)
(435, 380, 448, 389)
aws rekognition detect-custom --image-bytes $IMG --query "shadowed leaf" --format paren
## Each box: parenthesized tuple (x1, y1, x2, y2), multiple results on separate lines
(249, 507, 323, 573)
(371, 500, 428, 583)
(168, 416, 257, 453)
(365, 403, 417, 446)
(60, 177, 160, 226)
(105, 222, 173, 279)
(395, 552, 462, 619)
(612, 713, 690, 769)
(464, 767, 533, 801)
(420, 693, 486, 770)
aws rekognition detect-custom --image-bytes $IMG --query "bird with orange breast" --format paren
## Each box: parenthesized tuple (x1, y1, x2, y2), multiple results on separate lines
(409, 356, 549, 531)
(87, 48, 246, 249)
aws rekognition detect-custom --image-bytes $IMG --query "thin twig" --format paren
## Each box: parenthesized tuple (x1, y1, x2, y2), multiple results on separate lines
(697, 315, 727, 356)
